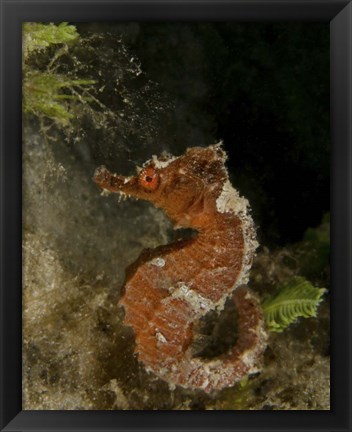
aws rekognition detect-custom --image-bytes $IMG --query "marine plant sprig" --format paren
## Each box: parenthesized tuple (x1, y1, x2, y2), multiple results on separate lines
(23, 22, 96, 127)
(23, 70, 95, 126)
(262, 277, 326, 333)
(23, 22, 79, 59)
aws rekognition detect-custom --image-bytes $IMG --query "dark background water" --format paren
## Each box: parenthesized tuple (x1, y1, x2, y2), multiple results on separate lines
(75, 22, 330, 248)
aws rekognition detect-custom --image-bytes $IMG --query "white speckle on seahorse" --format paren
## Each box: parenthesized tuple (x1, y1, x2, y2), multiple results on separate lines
(150, 257, 166, 267)
(156, 330, 167, 343)
(163, 282, 216, 317)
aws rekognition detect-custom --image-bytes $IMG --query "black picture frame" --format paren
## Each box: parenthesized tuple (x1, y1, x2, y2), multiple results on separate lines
(1, 0, 351, 431)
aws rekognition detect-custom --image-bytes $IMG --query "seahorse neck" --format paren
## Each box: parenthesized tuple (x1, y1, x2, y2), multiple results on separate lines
(195, 210, 239, 237)
(187, 211, 245, 273)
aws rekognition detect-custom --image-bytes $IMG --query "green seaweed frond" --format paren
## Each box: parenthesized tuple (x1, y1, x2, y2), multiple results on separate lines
(23, 22, 78, 59)
(22, 23, 97, 127)
(23, 70, 95, 126)
(262, 277, 326, 333)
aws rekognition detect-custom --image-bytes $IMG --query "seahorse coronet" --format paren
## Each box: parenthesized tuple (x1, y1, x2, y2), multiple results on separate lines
(94, 143, 267, 393)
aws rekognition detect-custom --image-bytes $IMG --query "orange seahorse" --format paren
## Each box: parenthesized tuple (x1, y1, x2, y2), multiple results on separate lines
(93, 143, 267, 393)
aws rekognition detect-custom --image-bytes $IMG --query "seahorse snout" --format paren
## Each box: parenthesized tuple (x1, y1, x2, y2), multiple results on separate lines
(93, 166, 135, 194)
(93, 165, 109, 185)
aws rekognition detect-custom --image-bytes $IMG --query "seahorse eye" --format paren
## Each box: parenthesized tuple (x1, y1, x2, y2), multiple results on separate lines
(139, 166, 159, 191)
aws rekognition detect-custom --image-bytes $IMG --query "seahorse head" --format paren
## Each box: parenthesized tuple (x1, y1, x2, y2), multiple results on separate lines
(94, 143, 229, 229)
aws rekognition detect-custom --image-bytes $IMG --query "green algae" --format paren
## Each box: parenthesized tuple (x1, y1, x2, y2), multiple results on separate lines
(23, 23, 79, 58)
(23, 23, 96, 127)
(262, 277, 326, 333)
